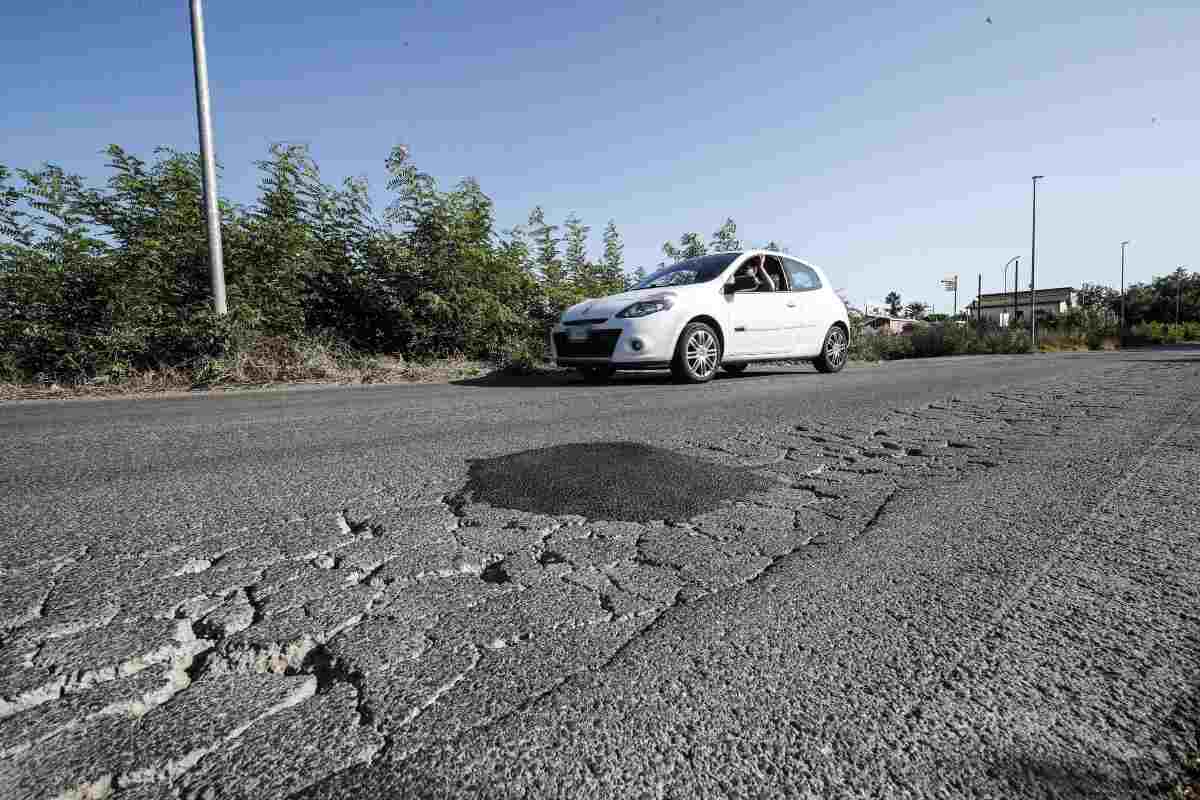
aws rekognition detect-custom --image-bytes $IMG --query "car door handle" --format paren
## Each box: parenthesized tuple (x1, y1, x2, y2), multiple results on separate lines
(786, 302, 797, 308)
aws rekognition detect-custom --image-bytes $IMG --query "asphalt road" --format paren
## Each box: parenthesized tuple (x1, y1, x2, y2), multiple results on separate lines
(1, 349, 1198, 799)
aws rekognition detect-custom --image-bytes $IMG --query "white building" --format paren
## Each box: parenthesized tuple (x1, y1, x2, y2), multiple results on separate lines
(967, 287, 1078, 326)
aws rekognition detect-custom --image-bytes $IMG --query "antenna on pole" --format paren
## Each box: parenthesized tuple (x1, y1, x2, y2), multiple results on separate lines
(189, 0, 227, 314)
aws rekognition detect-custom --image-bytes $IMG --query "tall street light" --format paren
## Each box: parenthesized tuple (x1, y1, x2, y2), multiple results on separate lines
(1120, 240, 1129, 334)
(1030, 176, 1043, 346)
(189, 0, 227, 314)
(1179, 265, 1187, 324)
(1003, 255, 1019, 325)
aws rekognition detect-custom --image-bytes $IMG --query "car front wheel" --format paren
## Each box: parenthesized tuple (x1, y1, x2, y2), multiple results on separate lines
(671, 322, 722, 383)
(813, 325, 848, 373)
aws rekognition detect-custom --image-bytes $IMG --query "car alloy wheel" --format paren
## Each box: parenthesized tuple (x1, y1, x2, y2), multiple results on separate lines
(814, 325, 848, 373)
(672, 322, 722, 383)
(686, 329, 719, 378)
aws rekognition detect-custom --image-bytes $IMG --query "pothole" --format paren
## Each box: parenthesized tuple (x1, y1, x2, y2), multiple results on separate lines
(461, 442, 773, 522)
(480, 561, 510, 584)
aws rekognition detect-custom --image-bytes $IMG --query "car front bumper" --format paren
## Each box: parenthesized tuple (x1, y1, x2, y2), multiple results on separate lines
(551, 315, 679, 369)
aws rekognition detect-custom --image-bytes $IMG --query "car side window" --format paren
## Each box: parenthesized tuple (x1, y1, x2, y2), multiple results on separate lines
(762, 256, 789, 292)
(783, 257, 822, 291)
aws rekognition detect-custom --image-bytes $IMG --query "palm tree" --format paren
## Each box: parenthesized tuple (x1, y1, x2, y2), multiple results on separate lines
(885, 291, 902, 316)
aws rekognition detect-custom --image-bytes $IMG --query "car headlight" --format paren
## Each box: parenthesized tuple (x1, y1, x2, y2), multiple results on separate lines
(617, 298, 674, 318)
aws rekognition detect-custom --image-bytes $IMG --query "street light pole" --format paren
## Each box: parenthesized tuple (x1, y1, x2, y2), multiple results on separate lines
(977, 273, 982, 324)
(1030, 176, 1043, 346)
(1179, 266, 1186, 324)
(1014, 258, 1019, 325)
(1120, 241, 1129, 334)
(189, 0, 227, 315)
(1003, 256, 1019, 326)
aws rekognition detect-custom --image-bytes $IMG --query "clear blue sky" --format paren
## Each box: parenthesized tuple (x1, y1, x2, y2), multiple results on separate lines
(4, 1, 1197, 310)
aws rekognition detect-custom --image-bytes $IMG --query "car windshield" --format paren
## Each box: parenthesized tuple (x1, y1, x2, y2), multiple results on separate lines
(633, 253, 741, 289)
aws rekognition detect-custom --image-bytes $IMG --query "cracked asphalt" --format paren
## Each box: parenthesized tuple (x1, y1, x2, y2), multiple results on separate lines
(2, 349, 1198, 799)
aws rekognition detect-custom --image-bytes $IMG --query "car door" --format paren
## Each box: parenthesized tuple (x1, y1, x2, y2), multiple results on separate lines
(722, 257, 793, 356)
(780, 256, 829, 355)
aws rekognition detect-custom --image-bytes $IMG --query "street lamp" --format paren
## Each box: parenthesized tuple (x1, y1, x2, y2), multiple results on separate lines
(1179, 265, 1187, 324)
(1030, 176, 1043, 346)
(1120, 241, 1129, 334)
(1003, 255, 1019, 326)
(189, 0, 227, 314)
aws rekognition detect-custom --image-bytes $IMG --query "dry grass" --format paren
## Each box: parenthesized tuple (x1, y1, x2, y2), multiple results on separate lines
(0, 349, 541, 402)
(1036, 333, 1121, 352)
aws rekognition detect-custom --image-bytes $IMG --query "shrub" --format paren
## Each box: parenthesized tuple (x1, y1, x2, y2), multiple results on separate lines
(846, 316, 879, 362)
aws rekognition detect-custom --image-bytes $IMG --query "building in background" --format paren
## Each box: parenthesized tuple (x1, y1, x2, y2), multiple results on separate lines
(862, 315, 929, 336)
(968, 287, 1078, 326)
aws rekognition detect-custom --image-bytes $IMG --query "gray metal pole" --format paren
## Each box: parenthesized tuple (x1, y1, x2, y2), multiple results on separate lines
(190, 0, 227, 315)
(1030, 176, 1043, 346)
(1120, 241, 1128, 334)
(1003, 256, 1018, 326)
(1179, 266, 1185, 324)
(1013, 257, 1018, 326)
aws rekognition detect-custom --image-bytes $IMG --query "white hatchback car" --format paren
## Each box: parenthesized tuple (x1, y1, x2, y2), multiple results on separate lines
(552, 250, 850, 383)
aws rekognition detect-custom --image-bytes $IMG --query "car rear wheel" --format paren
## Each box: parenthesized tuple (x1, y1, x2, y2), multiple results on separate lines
(813, 325, 848, 373)
(671, 322, 722, 383)
(722, 363, 748, 375)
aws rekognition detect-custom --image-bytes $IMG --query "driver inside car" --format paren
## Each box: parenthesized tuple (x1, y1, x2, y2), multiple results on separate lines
(736, 254, 776, 292)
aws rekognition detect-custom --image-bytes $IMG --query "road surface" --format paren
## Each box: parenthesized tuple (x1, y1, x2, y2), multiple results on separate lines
(1, 349, 1198, 799)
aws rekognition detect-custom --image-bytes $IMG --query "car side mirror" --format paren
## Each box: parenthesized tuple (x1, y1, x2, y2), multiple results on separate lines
(726, 274, 757, 293)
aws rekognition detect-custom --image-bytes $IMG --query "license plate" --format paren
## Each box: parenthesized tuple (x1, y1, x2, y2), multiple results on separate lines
(568, 327, 588, 342)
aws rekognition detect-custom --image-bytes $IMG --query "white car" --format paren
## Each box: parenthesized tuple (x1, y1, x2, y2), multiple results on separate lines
(552, 250, 850, 383)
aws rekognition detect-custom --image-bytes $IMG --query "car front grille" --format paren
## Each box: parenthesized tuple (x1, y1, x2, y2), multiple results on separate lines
(553, 329, 621, 358)
(562, 318, 609, 326)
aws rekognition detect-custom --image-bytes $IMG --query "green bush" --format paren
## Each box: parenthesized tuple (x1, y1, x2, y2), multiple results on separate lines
(846, 315, 879, 362)
(850, 324, 1031, 362)
(1, 145, 608, 384)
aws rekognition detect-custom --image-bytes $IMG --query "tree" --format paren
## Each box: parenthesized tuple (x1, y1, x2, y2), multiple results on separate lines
(598, 220, 625, 294)
(526, 206, 563, 288)
(382, 145, 543, 356)
(562, 214, 589, 287)
(710, 218, 740, 252)
(1076, 282, 1120, 328)
(628, 265, 648, 289)
(885, 291, 902, 316)
(903, 301, 928, 319)
(662, 232, 706, 263)
(764, 240, 787, 253)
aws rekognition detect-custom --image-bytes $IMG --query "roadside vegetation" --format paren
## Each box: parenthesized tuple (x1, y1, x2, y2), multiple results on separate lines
(865, 276, 1200, 361)
(1168, 751, 1200, 799)
(2, 144, 1197, 395)
(848, 319, 1032, 362)
(0, 144, 792, 393)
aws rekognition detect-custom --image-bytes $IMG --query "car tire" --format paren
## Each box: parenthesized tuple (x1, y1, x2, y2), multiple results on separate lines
(722, 363, 748, 375)
(671, 322, 722, 383)
(578, 366, 614, 383)
(813, 324, 849, 373)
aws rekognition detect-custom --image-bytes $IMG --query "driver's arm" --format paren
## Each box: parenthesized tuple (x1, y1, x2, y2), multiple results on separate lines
(756, 261, 776, 291)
